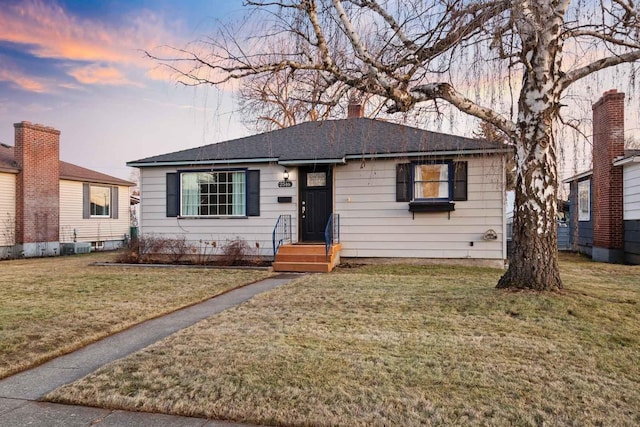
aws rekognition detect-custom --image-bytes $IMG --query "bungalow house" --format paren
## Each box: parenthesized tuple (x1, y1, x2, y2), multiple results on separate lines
(0, 121, 134, 258)
(564, 90, 640, 264)
(128, 105, 511, 271)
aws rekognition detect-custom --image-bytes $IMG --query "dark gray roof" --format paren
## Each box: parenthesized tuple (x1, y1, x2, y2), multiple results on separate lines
(129, 118, 509, 166)
(564, 149, 640, 183)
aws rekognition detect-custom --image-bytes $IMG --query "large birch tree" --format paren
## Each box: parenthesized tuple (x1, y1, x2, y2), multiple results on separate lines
(150, 0, 640, 290)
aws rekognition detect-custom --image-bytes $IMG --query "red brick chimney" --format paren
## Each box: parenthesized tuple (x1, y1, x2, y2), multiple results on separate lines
(591, 89, 625, 263)
(14, 121, 60, 256)
(347, 97, 364, 118)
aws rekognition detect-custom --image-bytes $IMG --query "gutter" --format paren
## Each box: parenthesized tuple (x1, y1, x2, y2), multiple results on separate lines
(127, 157, 280, 168)
(278, 158, 346, 165)
(344, 148, 512, 160)
(563, 170, 593, 183)
(613, 156, 640, 166)
(128, 148, 510, 168)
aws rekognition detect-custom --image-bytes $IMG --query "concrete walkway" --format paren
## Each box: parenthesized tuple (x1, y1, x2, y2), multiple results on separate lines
(0, 273, 303, 426)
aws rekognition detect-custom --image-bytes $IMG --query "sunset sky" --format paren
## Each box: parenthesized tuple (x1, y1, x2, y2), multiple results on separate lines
(0, 0, 249, 179)
(1, 0, 636, 182)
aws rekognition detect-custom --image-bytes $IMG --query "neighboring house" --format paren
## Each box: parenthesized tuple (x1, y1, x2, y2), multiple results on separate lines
(0, 121, 134, 258)
(505, 192, 570, 253)
(564, 90, 640, 264)
(129, 104, 511, 271)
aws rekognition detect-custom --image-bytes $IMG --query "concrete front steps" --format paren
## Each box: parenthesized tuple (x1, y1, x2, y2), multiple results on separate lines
(272, 243, 342, 272)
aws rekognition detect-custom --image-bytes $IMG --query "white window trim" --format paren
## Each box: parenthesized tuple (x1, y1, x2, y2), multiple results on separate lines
(179, 170, 247, 218)
(578, 179, 590, 222)
(90, 185, 111, 218)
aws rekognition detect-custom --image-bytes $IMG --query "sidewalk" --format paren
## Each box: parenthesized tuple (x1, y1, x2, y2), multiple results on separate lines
(0, 273, 303, 426)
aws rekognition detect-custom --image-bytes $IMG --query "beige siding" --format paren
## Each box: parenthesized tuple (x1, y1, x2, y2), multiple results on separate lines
(139, 155, 506, 261)
(624, 163, 640, 220)
(59, 180, 130, 243)
(0, 172, 16, 246)
(139, 165, 297, 257)
(334, 156, 506, 260)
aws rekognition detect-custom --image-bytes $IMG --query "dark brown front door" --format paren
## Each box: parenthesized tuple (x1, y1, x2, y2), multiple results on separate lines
(299, 165, 332, 242)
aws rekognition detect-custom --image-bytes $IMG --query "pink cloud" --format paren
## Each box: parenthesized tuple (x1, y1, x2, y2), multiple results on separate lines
(0, 0, 188, 89)
(0, 67, 48, 93)
(69, 64, 137, 86)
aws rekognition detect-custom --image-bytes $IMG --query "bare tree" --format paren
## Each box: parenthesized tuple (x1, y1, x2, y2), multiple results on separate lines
(147, 0, 640, 291)
(237, 67, 409, 131)
(626, 135, 640, 150)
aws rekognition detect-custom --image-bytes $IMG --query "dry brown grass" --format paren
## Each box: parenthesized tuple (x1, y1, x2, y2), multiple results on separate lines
(0, 252, 271, 379)
(47, 253, 640, 426)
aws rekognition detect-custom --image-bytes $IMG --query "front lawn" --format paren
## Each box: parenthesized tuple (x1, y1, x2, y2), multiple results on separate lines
(46, 254, 640, 426)
(0, 252, 271, 379)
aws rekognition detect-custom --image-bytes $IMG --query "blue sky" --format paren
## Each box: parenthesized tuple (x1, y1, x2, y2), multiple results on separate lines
(0, 0, 249, 179)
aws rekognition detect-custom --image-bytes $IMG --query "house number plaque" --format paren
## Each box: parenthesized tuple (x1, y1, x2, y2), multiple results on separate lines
(278, 181, 293, 188)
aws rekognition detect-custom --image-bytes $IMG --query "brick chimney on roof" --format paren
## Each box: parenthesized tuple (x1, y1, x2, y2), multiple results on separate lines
(347, 97, 364, 118)
(591, 89, 625, 263)
(14, 121, 61, 256)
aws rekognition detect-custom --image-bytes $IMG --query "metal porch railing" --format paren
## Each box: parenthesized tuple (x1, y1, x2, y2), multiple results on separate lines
(272, 214, 292, 257)
(324, 213, 340, 260)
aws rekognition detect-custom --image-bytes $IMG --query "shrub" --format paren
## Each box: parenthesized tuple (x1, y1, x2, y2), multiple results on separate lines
(217, 238, 253, 266)
(116, 234, 192, 264)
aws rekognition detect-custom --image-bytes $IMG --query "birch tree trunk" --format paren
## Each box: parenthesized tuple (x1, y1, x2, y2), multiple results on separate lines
(497, 2, 564, 290)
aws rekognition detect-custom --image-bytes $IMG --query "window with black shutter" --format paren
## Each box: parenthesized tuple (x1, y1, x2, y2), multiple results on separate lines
(396, 160, 468, 213)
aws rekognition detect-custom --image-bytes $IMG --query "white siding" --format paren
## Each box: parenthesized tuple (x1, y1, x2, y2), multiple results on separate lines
(334, 156, 506, 260)
(0, 172, 16, 246)
(59, 180, 130, 243)
(623, 162, 640, 220)
(139, 164, 297, 257)
(139, 156, 506, 261)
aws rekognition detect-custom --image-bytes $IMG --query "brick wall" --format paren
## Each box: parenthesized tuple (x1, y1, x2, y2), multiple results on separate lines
(14, 121, 60, 244)
(592, 89, 625, 250)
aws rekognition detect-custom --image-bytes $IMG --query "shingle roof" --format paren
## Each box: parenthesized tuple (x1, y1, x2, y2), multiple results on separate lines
(128, 118, 510, 166)
(0, 143, 133, 186)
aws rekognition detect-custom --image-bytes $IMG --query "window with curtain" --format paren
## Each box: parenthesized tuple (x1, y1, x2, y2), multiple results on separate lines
(578, 179, 590, 221)
(413, 163, 449, 199)
(180, 171, 246, 216)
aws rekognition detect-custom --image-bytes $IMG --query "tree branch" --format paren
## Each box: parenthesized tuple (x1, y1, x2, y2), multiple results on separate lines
(560, 49, 640, 90)
(410, 82, 517, 138)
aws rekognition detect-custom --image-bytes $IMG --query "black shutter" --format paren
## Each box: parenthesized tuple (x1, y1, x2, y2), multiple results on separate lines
(83, 183, 90, 219)
(247, 170, 260, 216)
(396, 163, 411, 202)
(166, 173, 179, 217)
(453, 161, 468, 201)
(111, 187, 119, 219)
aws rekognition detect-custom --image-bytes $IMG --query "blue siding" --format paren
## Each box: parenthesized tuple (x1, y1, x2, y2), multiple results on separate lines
(625, 220, 640, 264)
(568, 178, 593, 255)
(558, 223, 570, 250)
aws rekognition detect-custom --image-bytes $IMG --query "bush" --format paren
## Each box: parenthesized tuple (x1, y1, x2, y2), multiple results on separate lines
(117, 234, 192, 264)
(116, 235, 263, 266)
(217, 238, 253, 266)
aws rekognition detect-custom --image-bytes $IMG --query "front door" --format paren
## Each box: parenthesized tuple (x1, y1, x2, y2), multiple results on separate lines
(299, 165, 333, 242)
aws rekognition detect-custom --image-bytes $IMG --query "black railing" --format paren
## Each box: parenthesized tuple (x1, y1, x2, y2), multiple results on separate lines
(272, 214, 292, 257)
(324, 213, 340, 259)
